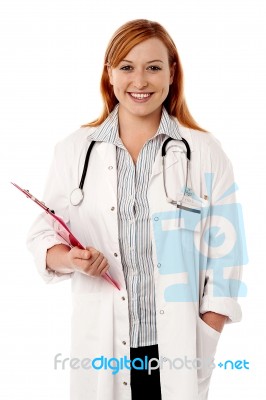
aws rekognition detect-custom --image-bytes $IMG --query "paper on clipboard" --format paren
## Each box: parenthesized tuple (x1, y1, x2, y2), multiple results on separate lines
(11, 182, 120, 290)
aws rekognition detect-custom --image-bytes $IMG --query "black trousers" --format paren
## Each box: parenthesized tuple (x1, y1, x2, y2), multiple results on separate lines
(130, 345, 162, 400)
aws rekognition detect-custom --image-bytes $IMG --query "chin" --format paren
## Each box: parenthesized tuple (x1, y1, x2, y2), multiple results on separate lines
(125, 103, 162, 118)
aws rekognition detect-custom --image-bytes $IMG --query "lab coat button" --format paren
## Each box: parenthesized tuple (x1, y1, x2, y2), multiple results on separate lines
(111, 206, 115, 211)
(123, 381, 128, 386)
(160, 310, 164, 314)
(114, 253, 118, 257)
(108, 166, 113, 170)
(154, 217, 159, 221)
(122, 341, 126, 345)
(157, 263, 161, 268)
(121, 296, 126, 301)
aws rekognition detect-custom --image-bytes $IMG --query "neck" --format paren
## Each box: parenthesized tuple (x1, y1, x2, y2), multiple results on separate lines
(118, 106, 162, 140)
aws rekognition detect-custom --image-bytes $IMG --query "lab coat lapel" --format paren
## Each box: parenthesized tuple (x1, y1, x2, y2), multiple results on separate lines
(92, 141, 118, 197)
(151, 130, 194, 179)
(151, 142, 180, 177)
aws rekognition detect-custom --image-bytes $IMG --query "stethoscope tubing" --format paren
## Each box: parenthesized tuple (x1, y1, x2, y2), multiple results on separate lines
(79, 140, 96, 190)
(70, 137, 191, 206)
(161, 137, 191, 160)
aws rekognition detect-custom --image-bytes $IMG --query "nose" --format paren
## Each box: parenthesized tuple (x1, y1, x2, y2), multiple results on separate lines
(134, 81, 148, 90)
(133, 70, 148, 89)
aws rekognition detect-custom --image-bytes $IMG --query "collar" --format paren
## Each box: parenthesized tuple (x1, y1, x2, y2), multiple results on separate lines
(87, 104, 183, 145)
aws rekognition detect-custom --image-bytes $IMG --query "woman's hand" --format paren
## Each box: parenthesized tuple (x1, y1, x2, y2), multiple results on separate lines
(67, 246, 110, 277)
(46, 244, 109, 277)
(200, 312, 228, 333)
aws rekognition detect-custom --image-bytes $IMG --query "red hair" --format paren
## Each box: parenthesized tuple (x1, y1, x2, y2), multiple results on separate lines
(82, 19, 207, 132)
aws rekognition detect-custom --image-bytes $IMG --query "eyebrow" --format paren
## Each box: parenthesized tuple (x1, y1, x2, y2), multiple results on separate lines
(121, 59, 164, 64)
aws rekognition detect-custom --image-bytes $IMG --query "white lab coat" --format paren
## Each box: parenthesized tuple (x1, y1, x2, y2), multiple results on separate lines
(27, 119, 245, 400)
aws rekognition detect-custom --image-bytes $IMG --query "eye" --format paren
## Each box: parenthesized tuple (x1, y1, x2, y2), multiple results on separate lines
(120, 65, 133, 71)
(147, 66, 162, 71)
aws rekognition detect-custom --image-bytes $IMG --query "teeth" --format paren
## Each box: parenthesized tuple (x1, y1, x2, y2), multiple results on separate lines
(130, 93, 151, 99)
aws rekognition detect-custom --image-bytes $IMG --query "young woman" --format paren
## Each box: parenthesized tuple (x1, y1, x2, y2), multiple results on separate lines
(27, 19, 246, 400)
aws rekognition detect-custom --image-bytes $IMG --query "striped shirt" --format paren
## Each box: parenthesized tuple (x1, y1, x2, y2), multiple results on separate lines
(89, 104, 182, 347)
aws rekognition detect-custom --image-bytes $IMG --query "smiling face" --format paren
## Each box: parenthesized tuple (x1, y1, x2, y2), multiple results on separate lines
(107, 37, 175, 121)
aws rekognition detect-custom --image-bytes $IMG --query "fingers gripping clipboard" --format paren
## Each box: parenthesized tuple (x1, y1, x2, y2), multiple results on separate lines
(11, 182, 120, 290)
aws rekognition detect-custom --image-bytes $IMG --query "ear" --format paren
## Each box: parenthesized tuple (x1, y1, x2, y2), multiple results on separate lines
(169, 62, 176, 85)
(107, 65, 113, 85)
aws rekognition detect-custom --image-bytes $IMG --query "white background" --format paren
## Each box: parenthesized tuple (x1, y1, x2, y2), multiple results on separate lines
(0, 0, 265, 398)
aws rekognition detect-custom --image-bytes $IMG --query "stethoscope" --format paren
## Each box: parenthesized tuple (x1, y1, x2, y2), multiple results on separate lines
(70, 137, 194, 212)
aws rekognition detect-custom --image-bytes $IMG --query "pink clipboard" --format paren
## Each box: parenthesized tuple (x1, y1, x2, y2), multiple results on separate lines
(11, 182, 120, 290)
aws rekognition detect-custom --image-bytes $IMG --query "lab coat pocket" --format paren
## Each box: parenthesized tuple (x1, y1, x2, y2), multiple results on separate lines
(179, 196, 210, 253)
(178, 210, 201, 253)
(196, 316, 221, 398)
(153, 198, 207, 270)
(158, 206, 202, 269)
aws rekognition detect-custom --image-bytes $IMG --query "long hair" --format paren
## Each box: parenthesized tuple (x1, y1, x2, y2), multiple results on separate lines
(82, 19, 207, 132)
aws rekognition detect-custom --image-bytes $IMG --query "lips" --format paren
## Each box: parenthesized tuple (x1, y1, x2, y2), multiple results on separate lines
(130, 92, 152, 99)
(128, 92, 153, 101)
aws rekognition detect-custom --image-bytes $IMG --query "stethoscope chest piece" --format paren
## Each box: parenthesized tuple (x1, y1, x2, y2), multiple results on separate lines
(70, 188, 84, 206)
